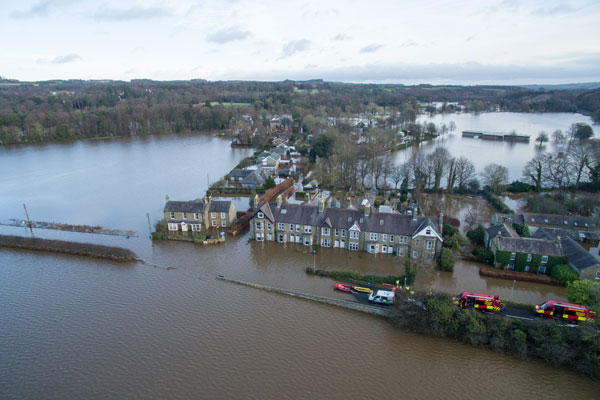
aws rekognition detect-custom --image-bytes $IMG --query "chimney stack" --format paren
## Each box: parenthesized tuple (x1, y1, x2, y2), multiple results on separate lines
(364, 201, 371, 217)
(439, 213, 444, 230)
(166, 195, 170, 202)
(254, 194, 260, 209)
(276, 194, 282, 208)
(318, 198, 326, 213)
(412, 206, 418, 221)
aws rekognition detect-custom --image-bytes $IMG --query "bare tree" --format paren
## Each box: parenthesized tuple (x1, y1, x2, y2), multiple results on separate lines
(552, 129, 565, 147)
(568, 141, 591, 190)
(536, 131, 549, 149)
(543, 152, 573, 190)
(390, 165, 404, 189)
(408, 151, 428, 191)
(427, 147, 451, 191)
(446, 157, 457, 192)
(481, 163, 509, 194)
(448, 121, 456, 134)
(522, 154, 546, 192)
(356, 157, 371, 190)
(455, 156, 476, 192)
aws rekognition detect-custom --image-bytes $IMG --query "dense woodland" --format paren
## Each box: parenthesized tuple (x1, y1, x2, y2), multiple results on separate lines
(1, 78, 599, 144)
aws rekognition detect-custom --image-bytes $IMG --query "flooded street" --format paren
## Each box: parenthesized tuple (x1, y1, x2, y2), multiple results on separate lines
(1, 128, 598, 399)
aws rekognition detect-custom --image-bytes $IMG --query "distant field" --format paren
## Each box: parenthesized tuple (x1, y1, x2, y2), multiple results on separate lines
(294, 89, 320, 94)
(210, 102, 251, 107)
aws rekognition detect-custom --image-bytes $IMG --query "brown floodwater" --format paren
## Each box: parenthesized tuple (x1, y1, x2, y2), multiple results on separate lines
(1, 130, 599, 399)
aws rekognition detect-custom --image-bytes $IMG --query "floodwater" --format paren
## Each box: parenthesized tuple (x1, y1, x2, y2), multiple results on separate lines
(1, 129, 599, 399)
(393, 112, 598, 181)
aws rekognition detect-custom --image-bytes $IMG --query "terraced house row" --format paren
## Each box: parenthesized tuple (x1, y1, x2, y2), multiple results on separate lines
(250, 196, 444, 262)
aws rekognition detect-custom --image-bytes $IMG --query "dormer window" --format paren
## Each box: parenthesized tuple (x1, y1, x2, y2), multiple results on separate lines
(359, 218, 363, 223)
(426, 228, 431, 235)
(257, 212, 264, 219)
(544, 219, 548, 223)
(531, 218, 535, 222)
(564, 220, 568, 225)
(281, 209, 287, 214)
(574, 222, 578, 226)
(347, 217, 352, 223)
(379, 220, 384, 225)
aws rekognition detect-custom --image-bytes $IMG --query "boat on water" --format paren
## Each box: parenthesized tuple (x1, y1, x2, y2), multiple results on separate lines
(352, 286, 373, 294)
(333, 283, 354, 293)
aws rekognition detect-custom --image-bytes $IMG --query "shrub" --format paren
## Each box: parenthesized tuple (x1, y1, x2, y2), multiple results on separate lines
(472, 247, 494, 263)
(443, 223, 459, 237)
(466, 224, 485, 246)
(482, 190, 513, 214)
(566, 280, 600, 310)
(440, 248, 455, 272)
(508, 180, 534, 193)
(551, 264, 579, 285)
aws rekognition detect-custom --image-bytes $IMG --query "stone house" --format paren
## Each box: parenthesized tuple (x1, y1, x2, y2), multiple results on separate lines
(249, 196, 443, 262)
(492, 212, 597, 232)
(484, 223, 519, 249)
(163, 197, 236, 234)
(490, 236, 563, 274)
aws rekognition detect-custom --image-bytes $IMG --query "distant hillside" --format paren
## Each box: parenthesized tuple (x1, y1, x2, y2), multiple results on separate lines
(520, 82, 600, 91)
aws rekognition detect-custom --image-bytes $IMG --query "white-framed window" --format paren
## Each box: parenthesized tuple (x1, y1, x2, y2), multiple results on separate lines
(390, 235, 394, 243)
(266, 223, 272, 230)
(257, 212, 264, 219)
(524, 265, 530, 272)
(527, 254, 532, 262)
(221, 212, 226, 219)
(322, 227, 330, 236)
(382, 245, 387, 253)
(255, 222, 262, 230)
(221, 220, 226, 227)
(349, 242, 359, 251)
(541, 255, 548, 264)
(538, 266, 546, 274)
(370, 232, 378, 241)
(170, 212, 175, 219)
(296, 225, 300, 232)
(341, 240, 346, 249)
(341, 229, 346, 237)
(304, 226, 312, 234)
(278, 223, 285, 230)
(168, 223, 178, 231)
(256, 233, 264, 241)
(507, 264, 515, 270)
(412, 250, 418, 259)
(334, 228, 339, 237)
(426, 228, 431, 235)
(211, 212, 216, 218)
(194, 213, 199, 220)
(427, 241, 434, 250)
(267, 233, 273, 241)
(510, 252, 516, 261)
(350, 230, 359, 239)
(321, 239, 331, 247)
(388, 246, 393, 254)
(182, 212, 187, 219)
(398, 248, 405, 256)
(382, 234, 388, 242)
(192, 224, 202, 231)
(290, 224, 294, 231)
(399, 236, 408, 244)
(595, 271, 600, 281)
(211, 220, 217, 227)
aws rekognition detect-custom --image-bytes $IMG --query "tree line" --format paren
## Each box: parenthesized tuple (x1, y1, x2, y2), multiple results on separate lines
(1, 78, 599, 144)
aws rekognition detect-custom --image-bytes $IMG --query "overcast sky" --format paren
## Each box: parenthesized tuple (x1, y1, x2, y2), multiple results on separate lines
(2, 0, 600, 84)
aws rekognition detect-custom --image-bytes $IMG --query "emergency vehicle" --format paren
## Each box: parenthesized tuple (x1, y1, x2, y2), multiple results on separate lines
(368, 290, 395, 305)
(453, 292, 505, 312)
(534, 300, 596, 322)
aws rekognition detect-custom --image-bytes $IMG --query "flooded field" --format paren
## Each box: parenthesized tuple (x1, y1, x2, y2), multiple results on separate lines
(1, 126, 598, 399)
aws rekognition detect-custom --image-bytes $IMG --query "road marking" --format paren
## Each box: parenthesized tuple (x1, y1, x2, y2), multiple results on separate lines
(506, 315, 533, 321)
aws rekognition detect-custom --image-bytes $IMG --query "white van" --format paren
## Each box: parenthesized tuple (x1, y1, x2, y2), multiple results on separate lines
(368, 290, 395, 305)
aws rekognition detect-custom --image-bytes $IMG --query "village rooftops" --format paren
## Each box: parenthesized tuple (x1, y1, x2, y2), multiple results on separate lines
(533, 227, 600, 243)
(561, 236, 600, 274)
(164, 200, 205, 213)
(492, 212, 596, 230)
(253, 202, 442, 238)
(209, 200, 232, 213)
(495, 237, 562, 257)
(486, 223, 519, 239)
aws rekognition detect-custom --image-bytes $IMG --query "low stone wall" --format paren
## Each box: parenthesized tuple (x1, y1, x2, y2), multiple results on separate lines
(0, 234, 138, 262)
(216, 275, 394, 317)
(479, 266, 561, 286)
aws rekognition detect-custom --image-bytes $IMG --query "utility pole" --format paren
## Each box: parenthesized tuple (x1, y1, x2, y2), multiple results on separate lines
(509, 280, 516, 302)
(23, 203, 34, 237)
(147, 213, 152, 238)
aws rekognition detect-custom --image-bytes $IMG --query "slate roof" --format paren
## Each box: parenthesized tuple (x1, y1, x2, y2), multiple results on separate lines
(253, 202, 442, 238)
(561, 237, 600, 273)
(242, 170, 267, 186)
(532, 227, 600, 243)
(486, 223, 519, 239)
(495, 237, 562, 257)
(164, 200, 205, 213)
(230, 169, 253, 179)
(209, 200, 232, 213)
(493, 212, 596, 229)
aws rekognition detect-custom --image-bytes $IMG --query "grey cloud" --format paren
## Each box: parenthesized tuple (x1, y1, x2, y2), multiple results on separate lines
(37, 53, 82, 64)
(281, 39, 311, 58)
(11, 0, 75, 19)
(94, 5, 171, 21)
(532, 5, 576, 16)
(228, 55, 600, 84)
(206, 27, 252, 44)
(332, 33, 351, 41)
(360, 44, 383, 53)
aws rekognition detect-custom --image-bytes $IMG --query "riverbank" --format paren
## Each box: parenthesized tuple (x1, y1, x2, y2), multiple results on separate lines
(0, 234, 138, 262)
(479, 266, 562, 286)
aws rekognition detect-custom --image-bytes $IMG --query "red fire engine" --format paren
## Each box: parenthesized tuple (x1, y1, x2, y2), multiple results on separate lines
(453, 292, 505, 312)
(535, 300, 596, 322)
